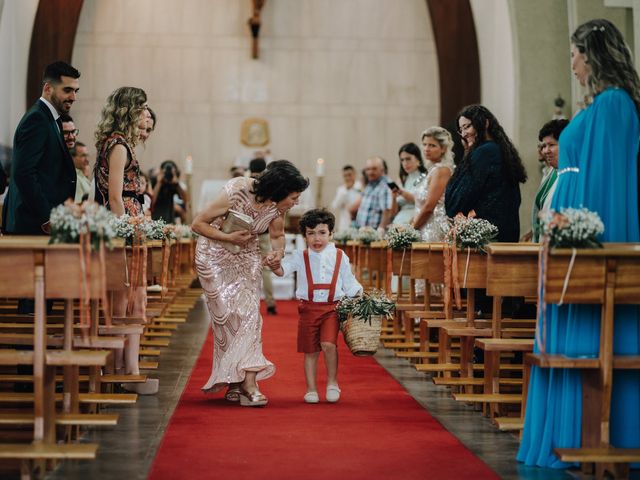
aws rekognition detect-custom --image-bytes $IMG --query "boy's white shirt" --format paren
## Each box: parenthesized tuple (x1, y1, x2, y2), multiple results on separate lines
(280, 243, 362, 302)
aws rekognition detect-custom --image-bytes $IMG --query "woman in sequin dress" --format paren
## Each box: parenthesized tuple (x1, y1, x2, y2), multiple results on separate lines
(192, 160, 309, 406)
(411, 127, 454, 241)
(391, 143, 427, 225)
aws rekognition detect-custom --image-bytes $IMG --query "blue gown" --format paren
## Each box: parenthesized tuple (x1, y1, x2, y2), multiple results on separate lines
(517, 88, 640, 468)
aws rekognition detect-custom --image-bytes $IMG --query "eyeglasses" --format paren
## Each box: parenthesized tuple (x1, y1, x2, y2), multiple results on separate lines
(457, 123, 473, 135)
(63, 129, 79, 137)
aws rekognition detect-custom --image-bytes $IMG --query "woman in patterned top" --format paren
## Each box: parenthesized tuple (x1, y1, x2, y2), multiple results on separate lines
(94, 86, 147, 216)
(94, 87, 157, 394)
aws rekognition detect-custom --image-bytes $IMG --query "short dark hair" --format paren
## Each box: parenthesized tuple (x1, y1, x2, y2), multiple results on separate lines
(147, 107, 156, 129)
(249, 157, 267, 174)
(59, 113, 73, 123)
(342, 165, 355, 172)
(299, 208, 335, 234)
(252, 159, 309, 202)
(43, 61, 80, 85)
(538, 119, 569, 142)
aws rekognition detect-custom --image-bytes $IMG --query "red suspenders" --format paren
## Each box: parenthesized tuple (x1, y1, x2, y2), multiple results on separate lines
(302, 249, 343, 302)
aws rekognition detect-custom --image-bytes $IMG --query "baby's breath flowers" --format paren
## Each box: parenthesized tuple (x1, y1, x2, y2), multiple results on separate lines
(385, 224, 422, 250)
(333, 227, 358, 245)
(445, 215, 499, 250)
(540, 207, 604, 248)
(355, 226, 381, 245)
(49, 200, 115, 250)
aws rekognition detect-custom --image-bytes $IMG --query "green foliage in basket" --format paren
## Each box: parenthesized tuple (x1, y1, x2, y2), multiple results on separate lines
(355, 226, 381, 245)
(445, 215, 498, 250)
(540, 207, 604, 248)
(49, 200, 115, 250)
(336, 290, 395, 325)
(384, 224, 421, 250)
(333, 227, 358, 245)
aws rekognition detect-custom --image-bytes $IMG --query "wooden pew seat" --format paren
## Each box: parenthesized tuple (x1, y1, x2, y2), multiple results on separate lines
(0, 442, 98, 459)
(0, 413, 118, 426)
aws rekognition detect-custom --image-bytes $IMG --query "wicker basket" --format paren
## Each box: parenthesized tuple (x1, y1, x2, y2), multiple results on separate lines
(340, 314, 383, 356)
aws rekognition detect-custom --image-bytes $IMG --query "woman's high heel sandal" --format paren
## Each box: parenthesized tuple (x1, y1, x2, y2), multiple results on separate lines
(224, 383, 242, 402)
(238, 387, 268, 407)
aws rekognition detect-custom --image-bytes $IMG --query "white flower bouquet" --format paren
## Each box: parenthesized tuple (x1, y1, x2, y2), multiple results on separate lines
(142, 218, 174, 241)
(385, 224, 422, 250)
(446, 214, 498, 250)
(49, 200, 116, 250)
(540, 207, 604, 248)
(333, 227, 358, 245)
(355, 226, 381, 245)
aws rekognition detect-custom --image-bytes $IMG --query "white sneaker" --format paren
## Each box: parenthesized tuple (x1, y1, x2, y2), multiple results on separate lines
(304, 391, 319, 403)
(326, 384, 341, 403)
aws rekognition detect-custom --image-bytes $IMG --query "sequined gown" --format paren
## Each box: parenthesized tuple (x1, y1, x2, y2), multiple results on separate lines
(413, 164, 452, 242)
(195, 177, 279, 392)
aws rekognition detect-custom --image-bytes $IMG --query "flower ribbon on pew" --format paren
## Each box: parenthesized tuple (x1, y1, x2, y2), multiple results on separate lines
(535, 208, 605, 353)
(49, 200, 115, 338)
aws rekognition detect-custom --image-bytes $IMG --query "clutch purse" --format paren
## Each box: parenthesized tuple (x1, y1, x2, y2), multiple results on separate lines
(219, 209, 253, 253)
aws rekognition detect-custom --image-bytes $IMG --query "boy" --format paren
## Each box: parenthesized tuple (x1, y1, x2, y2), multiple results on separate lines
(270, 209, 362, 403)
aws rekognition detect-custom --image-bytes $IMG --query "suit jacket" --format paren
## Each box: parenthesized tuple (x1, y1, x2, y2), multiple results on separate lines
(2, 100, 76, 234)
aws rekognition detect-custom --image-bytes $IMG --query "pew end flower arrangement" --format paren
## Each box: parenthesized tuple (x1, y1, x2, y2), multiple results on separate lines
(445, 213, 499, 251)
(540, 207, 604, 248)
(384, 224, 422, 250)
(355, 226, 381, 245)
(48, 200, 116, 331)
(333, 227, 358, 246)
(49, 200, 116, 250)
(336, 290, 396, 356)
(536, 207, 605, 353)
(443, 212, 499, 309)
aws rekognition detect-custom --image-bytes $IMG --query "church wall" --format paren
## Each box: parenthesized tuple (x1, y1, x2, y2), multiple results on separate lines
(0, 0, 39, 166)
(71, 0, 440, 213)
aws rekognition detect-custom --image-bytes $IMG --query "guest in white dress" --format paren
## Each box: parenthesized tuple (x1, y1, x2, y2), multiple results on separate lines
(331, 165, 362, 231)
(411, 127, 454, 241)
(390, 143, 428, 225)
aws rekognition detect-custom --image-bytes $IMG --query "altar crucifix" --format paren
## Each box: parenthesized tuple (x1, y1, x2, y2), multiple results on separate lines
(248, 0, 266, 59)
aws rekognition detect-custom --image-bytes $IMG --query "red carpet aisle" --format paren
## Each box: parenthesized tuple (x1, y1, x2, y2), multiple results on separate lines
(148, 301, 499, 480)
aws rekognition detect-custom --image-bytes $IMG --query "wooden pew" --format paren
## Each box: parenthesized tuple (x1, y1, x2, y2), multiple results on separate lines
(460, 243, 539, 419)
(522, 244, 640, 477)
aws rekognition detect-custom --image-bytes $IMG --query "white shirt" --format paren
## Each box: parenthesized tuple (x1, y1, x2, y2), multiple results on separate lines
(39, 97, 60, 128)
(281, 243, 362, 302)
(331, 183, 362, 231)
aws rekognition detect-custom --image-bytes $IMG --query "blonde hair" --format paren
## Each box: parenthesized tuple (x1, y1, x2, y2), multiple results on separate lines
(95, 86, 147, 150)
(421, 126, 455, 170)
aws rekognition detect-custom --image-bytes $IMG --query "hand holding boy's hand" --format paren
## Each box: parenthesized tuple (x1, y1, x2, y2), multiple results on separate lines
(262, 251, 282, 270)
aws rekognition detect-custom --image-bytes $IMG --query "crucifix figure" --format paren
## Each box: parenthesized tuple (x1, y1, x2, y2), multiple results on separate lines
(248, 0, 266, 59)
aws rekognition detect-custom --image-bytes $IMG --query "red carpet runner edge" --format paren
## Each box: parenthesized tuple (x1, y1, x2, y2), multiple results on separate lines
(148, 300, 500, 480)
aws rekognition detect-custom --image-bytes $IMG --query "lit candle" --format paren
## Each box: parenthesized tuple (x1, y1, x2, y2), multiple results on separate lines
(316, 158, 325, 177)
(185, 155, 193, 175)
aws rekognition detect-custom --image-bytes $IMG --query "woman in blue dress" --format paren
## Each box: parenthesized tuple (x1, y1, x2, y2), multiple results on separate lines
(518, 18, 640, 468)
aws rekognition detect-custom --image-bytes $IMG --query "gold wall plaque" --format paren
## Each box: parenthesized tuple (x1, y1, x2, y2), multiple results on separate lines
(240, 118, 269, 147)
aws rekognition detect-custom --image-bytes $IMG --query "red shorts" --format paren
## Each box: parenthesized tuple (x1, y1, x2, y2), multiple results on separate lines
(297, 300, 339, 353)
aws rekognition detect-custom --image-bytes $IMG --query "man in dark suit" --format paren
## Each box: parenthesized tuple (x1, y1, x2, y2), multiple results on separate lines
(2, 61, 80, 235)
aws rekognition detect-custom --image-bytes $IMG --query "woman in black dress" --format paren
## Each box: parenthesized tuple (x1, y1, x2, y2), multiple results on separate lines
(445, 105, 527, 241)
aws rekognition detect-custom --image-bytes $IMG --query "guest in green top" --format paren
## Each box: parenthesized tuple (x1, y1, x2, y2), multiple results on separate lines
(531, 119, 569, 241)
